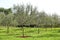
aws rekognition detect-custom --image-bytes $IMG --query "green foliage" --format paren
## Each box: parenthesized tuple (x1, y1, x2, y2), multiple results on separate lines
(0, 8, 12, 15)
(0, 4, 60, 28)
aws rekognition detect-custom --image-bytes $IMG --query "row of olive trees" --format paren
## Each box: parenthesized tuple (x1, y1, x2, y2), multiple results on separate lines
(0, 4, 59, 28)
(0, 4, 60, 34)
(12, 4, 60, 35)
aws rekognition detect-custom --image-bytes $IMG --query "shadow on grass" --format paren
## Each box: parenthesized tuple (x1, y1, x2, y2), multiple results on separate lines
(0, 37, 2, 40)
(0, 29, 3, 30)
(32, 34, 60, 38)
(56, 30, 60, 33)
(25, 30, 37, 33)
(13, 28, 22, 31)
(0, 33, 20, 36)
(0, 31, 6, 33)
(51, 30, 60, 33)
(17, 33, 60, 38)
(0, 33, 60, 38)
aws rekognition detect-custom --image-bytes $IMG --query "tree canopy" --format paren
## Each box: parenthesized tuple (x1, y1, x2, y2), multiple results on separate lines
(0, 4, 60, 28)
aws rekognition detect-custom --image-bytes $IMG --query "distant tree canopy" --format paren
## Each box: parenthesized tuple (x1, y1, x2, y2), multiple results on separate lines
(0, 8, 12, 15)
(0, 4, 60, 28)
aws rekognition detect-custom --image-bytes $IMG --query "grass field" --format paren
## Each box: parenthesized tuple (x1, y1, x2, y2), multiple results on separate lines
(0, 27, 60, 40)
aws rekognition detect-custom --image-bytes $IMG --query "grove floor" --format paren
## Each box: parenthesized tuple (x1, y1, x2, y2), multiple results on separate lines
(0, 27, 60, 40)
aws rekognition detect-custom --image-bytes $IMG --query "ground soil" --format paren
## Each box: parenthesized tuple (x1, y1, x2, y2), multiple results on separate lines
(17, 36, 32, 38)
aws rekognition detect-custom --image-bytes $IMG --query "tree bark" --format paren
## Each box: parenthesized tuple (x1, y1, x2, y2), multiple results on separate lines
(6, 25, 9, 34)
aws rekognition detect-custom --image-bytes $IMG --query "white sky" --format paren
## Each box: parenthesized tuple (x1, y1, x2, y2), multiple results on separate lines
(0, 0, 60, 15)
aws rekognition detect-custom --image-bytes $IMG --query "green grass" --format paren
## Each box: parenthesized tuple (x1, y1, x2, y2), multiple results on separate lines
(0, 27, 60, 40)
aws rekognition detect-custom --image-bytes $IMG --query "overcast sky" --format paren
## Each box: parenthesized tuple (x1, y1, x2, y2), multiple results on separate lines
(0, 0, 60, 15)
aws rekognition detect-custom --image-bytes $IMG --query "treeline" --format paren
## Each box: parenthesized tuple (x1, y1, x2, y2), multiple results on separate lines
(0, 4, 60, 28)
